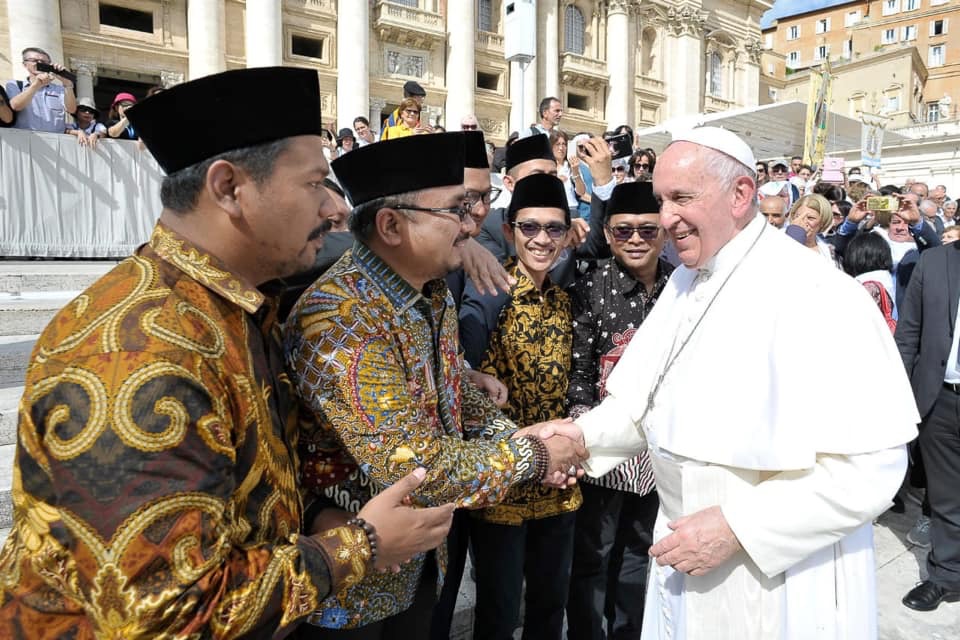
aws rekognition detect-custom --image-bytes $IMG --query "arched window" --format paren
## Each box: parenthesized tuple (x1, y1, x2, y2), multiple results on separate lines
(478, 0, 494, 32)
(640, 28, 657, 76)
(564, 5, 585, 55)
(708, 51, 723, 97)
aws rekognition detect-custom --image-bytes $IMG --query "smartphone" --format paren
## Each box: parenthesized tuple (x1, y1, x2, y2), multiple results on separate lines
(578, 143, 591, 158)
(866, 195, 899, 212)
(35, 62, 77, 85)
(605, 132, 633, 160)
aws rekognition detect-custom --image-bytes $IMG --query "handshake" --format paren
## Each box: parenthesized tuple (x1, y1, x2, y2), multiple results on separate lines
(512, 419, 589, 489)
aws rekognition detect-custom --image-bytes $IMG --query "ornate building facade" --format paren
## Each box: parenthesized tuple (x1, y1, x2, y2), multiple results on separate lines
(1, 0, 767, 143)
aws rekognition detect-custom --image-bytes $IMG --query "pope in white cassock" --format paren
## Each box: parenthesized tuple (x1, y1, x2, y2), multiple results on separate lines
(570, 128, 920, 639)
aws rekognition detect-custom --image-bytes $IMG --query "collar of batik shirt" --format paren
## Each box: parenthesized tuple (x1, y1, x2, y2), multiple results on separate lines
(148, 222, 266, 314)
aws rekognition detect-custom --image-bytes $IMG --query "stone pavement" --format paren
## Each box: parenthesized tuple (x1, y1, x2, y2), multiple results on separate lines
(0, 261, 958, 637)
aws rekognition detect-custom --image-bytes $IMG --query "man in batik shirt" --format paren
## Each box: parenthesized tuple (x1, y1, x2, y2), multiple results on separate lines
(0, 68, 453, 640)
(465, 173, 582, 640)
(284, 133, 585, 639)
(565, 181, 672, 640)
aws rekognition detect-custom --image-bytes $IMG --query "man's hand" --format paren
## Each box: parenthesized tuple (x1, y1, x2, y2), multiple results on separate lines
(567, 218, 589, 248)
(514, 419, 588, 487)
(649, 506, 741, 577)
(461, 237, 516, 295)
(897, 195, 921, 225)
(464, 369, 508, 407)
(577, 136, 613, 187)
(849, 198, 871, 224)
(355, 468, 455, 572)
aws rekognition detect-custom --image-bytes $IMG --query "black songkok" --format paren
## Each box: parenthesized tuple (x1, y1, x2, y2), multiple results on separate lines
(507, 173, 569, 222)
(127, 67, 322, 174)
(607, 181, 661, 216)
(464, 130, 489, 169)
(505, 133, 553, 172)
(333, 133, 465, 206)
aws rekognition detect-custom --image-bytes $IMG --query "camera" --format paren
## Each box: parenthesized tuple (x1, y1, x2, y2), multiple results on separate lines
(35, 62, 77, 85)
(866, 195, 899, 212)
(605, 132, 633, 160)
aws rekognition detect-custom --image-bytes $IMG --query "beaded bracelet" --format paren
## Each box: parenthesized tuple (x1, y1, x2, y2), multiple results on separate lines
(527, 435, 550, 481)
(347, 517, 379, 566)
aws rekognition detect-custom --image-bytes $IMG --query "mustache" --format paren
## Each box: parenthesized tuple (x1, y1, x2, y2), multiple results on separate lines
(308, 218, 333, 240)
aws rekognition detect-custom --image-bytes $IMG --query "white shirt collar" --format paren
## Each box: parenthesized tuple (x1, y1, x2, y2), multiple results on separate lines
(697, 213, 766, 279)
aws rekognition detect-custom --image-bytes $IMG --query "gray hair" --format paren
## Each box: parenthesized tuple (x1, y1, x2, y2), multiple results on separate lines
(700, 146, 758, 208)
(919, 199, 939, 216)
(159, 139, 291, 213)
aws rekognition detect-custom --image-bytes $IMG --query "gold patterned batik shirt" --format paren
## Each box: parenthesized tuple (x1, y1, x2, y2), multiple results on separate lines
(475, 258, 582, 525)
(284, 242, 542, 629)
(0, 223, 367, 640)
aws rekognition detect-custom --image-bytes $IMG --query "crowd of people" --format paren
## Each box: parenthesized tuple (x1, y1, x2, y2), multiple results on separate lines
(0, 46, 164, 147)
(0, 60, 956, 640)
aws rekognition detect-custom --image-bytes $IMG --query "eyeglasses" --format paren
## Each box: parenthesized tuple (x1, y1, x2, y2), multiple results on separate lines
(465, 187, 502, 208)
(395, 202, 473, 222)
(403, 109, 421, 116)
(613, 166, 628, 173)
(634, 163, 650, 170)
(511, 221, 569, 240)
(606, 224, 661, 242)
(461, 124, 478, 130)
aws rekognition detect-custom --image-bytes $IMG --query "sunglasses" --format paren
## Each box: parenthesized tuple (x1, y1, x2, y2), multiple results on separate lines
(512, 221, 569, 240)
(461, 124, 478, 130)
(606, 224, 660, 242)
(613, 166, 628, 173)
(403, 109, 421, 116)
(634, 163, 650, 170)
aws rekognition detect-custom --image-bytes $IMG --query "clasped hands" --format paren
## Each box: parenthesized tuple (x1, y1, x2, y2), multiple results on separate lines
(512, 418, 588, 488)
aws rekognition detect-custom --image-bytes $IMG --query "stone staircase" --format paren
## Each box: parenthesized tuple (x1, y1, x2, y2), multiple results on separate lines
(0, 261, 117, 547)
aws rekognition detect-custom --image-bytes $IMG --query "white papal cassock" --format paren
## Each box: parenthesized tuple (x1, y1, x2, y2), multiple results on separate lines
(577, 213, 919, 640)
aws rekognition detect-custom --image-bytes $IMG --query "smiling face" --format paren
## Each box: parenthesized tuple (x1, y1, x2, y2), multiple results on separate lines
(604, 212, 664, 278)
(653, 142, 754, 269)
(790, 205, 823, 244)
(505, 206, 568, 287)
(397, 185, 476, 282)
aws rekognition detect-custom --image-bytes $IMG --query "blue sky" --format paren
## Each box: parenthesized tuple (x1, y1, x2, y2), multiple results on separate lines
(761, 0, 856, 28)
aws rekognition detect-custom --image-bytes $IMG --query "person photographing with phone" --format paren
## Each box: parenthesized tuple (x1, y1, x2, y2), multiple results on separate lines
(106, 92, 139, 139)
(4, 46, 76, 133)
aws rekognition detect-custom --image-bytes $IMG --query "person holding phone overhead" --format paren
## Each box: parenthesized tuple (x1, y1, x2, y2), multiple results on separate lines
(4, 46, 76, 133)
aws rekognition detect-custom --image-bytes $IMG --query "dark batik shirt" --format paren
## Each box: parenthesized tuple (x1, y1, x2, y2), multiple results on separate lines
(0, 224, 367, 640)
(476, 258, 582, 525)
(566, 258, 673, 495)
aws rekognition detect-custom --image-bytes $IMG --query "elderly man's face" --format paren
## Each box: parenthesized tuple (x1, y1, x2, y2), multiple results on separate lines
(544, 100, 563, 126)
(932, 186, 946, 205)
(758, 197, 786, 229)
(770, 165, 788, 181)
(944, 202, 957, 220)
(889, 213, 912, 242)
(910, 182, 928, 198)
(654, 142, 748, 269)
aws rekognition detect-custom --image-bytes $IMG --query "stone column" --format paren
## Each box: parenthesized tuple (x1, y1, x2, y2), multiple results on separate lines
(188, 0, 226, 80)
(337, 1, 369, 129)
(739, 39, 762, 108)
(605, 1, 631, 128)
(70, 58, 97, 101)
(537, 0, 559, 99)
(245, 0, 282, 68)
(369, 97, 387, 136)
(510, 57, 538, 135)
(7, 0, 65, 72)
(445, 0, 475, 129)
(665, 6, 706, 119)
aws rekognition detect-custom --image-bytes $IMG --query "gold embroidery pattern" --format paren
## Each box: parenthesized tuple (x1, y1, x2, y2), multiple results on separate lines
(0, 223, 344, 639)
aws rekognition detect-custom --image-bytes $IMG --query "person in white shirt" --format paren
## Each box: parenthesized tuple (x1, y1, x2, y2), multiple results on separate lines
(549, 127, 919, 639)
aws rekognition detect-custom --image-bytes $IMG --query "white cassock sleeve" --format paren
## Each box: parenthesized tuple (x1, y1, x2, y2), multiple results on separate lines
(721, 444, 907, 578)
(575, 393, 648, 477)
